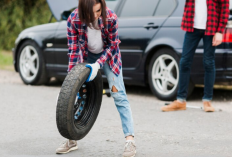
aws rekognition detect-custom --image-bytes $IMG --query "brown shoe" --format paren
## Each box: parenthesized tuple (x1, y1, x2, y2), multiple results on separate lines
(56, 140, 78, 154)
(203, 101, 215, 112)
(161, 100, 186, 112)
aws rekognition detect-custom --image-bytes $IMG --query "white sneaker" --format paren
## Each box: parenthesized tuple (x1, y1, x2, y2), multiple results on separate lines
(56, 140, 78, 154)
(122, 140, 136, 157)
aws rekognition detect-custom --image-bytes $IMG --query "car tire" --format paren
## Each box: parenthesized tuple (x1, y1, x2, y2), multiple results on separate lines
(56, 63, 103, 140)
(148, 48, 194, 101)
(17, 40, 49, 85)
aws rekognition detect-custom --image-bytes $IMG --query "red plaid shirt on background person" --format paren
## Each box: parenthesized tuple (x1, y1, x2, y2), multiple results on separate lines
(67, 7, 122, 76)
(181, 0, 230, 35)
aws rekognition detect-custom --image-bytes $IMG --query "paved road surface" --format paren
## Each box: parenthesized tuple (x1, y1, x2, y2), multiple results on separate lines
(0, 70, 232, 157)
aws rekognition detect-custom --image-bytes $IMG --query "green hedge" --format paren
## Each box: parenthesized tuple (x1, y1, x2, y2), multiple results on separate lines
(0, 0, 55, 50)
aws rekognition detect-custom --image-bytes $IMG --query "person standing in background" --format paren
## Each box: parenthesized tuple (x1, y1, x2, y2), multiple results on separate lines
(162, 0, 229, 112)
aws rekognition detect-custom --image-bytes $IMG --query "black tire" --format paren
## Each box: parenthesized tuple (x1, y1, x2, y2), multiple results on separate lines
(148, 48, 194, 101)
(56, 63, 103, 140)
(17, 40, 49, 85)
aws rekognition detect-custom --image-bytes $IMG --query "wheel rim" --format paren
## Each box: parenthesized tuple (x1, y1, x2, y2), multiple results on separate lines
(151, 54, 179, 96)
(73, 82, 96, 129)
(19, 45, 39, 82)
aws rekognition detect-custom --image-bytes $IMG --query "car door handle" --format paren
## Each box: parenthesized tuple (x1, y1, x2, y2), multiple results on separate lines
(143, 23, 159, 30)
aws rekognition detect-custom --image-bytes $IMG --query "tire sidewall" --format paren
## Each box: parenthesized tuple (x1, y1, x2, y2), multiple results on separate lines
(148, 48, 180, 101)
(68, 71, 102, 140)
(56, 63, 103, 140)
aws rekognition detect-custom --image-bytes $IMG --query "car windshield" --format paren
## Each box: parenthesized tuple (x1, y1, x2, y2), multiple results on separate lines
(106, 0, 119, 11)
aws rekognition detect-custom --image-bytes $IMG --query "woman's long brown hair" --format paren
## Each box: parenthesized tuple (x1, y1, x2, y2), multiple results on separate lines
(78, 0, 106, 28)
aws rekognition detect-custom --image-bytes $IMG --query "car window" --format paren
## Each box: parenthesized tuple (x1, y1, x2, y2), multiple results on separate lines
(230, 0, 232, 10)
(120, 0, 159, 17)
(154, 0, 176, 16)
(106, 0, 119, 11)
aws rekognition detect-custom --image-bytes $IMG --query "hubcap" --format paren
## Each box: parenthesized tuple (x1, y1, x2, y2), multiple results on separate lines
(72, 82, 98, 129)
(151, 54, 179, 95)
(19, 46, 39, 82)
(74, 84, 88, 120)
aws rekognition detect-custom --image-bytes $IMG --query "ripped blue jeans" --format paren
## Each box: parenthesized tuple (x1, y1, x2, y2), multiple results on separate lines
(87, 51, 134, 137)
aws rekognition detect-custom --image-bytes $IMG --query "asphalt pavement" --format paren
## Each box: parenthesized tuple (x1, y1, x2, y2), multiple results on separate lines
(0, 70, 232, 157)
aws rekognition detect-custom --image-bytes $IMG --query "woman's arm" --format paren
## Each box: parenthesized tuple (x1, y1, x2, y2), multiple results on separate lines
(67, 15, 83, 72)
(96, 15, 120, 68)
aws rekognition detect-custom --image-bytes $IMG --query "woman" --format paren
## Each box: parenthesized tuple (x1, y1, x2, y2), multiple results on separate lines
(56, 0, 136, 156)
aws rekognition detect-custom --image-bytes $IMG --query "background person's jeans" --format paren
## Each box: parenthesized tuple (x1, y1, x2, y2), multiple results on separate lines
(87, 52, 134, 137)
(177, 29, 216, 101)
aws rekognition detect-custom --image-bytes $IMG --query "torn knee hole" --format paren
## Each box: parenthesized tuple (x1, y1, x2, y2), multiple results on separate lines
(111, 85, 118, 92)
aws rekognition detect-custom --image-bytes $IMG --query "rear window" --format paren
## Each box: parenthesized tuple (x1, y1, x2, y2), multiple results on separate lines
(120, 0, 160, 17)
(154, 0, 176, 16)
(119, 0, 176, 18)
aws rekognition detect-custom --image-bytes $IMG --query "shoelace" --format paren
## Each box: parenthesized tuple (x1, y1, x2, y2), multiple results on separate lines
(124, 141, 135, 152)
(204, 102, 211, 107)
(59, 140, 71, 147)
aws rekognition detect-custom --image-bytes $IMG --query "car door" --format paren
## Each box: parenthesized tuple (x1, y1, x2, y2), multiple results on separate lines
(222, 26, 232, 80)
(53, 21, 69, 76)
(117, 0, 168, 81)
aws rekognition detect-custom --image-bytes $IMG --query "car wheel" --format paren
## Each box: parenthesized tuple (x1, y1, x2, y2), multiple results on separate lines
(148, 48, 194, 101)
(17, 40, 49, 85)
(56, 63, 103, 140)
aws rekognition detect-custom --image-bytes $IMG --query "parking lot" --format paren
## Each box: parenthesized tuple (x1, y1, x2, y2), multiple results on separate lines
(0, 69, 232, 157)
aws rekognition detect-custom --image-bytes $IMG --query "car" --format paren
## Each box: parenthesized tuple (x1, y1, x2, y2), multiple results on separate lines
(12, 0, 232, 101)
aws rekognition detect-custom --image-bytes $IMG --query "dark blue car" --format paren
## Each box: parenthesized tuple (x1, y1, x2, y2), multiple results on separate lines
(13, 0, 232, 100)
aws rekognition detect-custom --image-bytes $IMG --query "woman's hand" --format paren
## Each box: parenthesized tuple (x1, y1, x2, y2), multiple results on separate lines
(85, 62, 100, 82)
(212, 32, 223, 46)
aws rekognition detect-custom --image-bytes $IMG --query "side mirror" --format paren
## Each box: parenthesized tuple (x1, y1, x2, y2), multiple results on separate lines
(61, 11, 72, 20)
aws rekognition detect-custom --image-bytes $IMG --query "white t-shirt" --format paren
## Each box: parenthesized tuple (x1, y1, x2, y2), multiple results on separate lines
(87, 20, 104, 54)
(194, 0, 207, 29)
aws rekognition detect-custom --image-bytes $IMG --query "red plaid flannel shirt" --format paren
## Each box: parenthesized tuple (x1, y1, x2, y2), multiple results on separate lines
(67, 7, 122, 76)
(181, 0, 229, 35)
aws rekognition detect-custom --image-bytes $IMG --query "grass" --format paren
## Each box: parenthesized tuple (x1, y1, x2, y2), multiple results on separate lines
(0, 0, 57, 70)
(0, 50, 14, 71)
(0, 0, 54, 50)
